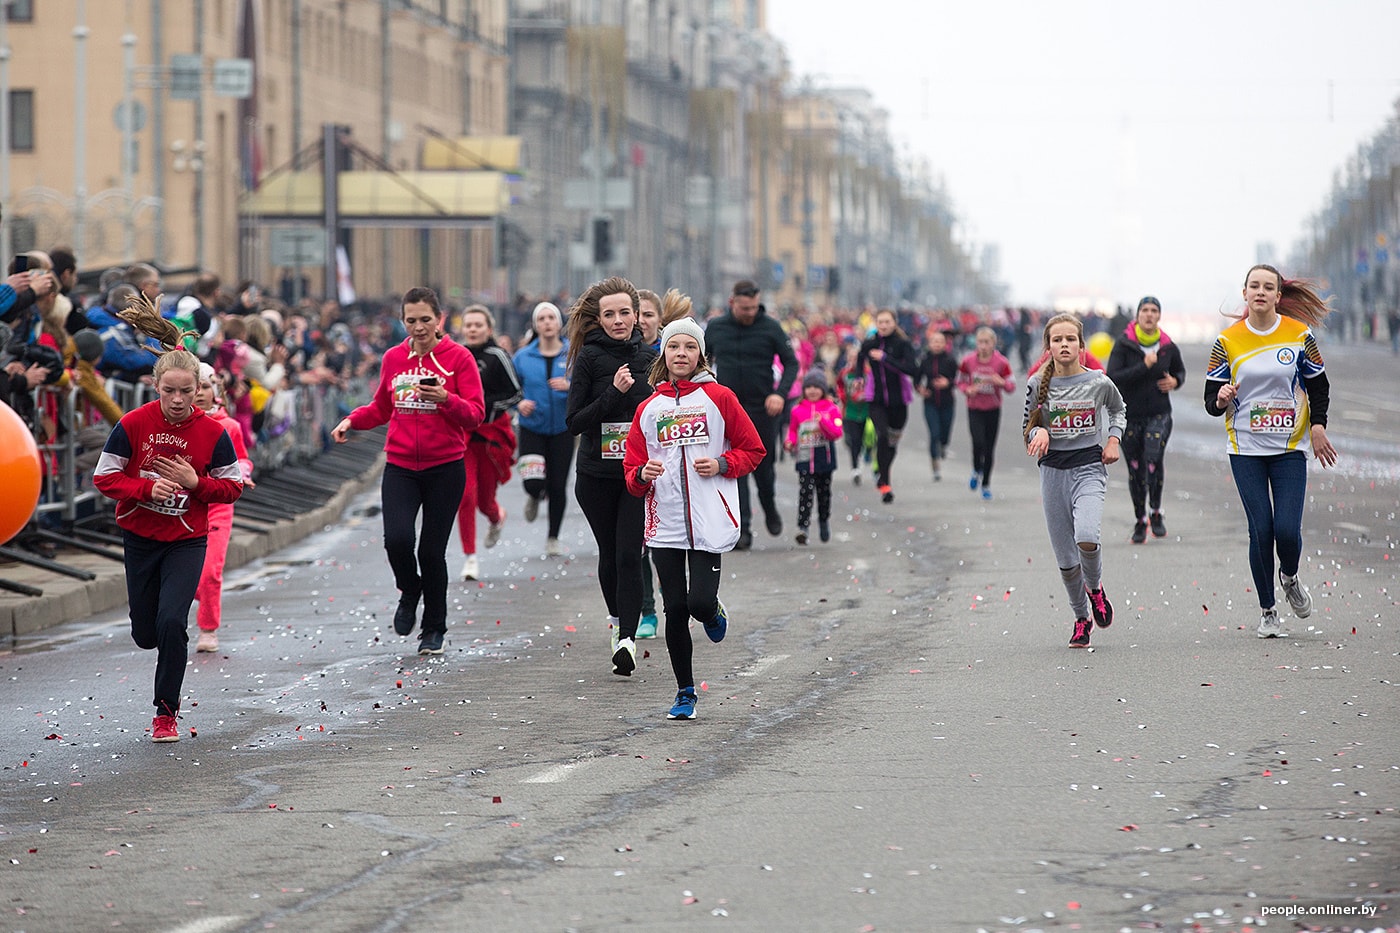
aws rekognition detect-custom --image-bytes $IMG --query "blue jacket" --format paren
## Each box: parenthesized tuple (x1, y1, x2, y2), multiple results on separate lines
(85, 304, 159, 377)
(513, 337, 571, 436)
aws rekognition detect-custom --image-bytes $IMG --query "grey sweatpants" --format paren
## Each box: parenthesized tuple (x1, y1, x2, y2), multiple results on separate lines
(1040, 461, 1107, 619)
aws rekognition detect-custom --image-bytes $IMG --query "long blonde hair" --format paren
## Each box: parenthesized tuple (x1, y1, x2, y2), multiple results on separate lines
(648, 288, 713, 385)
(118, 290, 202, 379)
(1023, 313, 1083, 442)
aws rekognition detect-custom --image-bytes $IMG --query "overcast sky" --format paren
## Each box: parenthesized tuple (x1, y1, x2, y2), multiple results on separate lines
(766, 0, 1400, 313)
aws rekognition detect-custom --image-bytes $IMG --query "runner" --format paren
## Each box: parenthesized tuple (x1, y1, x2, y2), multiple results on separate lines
(332, 287, 485, 655)
(1106, 296, 1186, 543)
(1204, 264, 1337, 638)
(1022, 313, 1126, 648)
(837, 348, 870, 485)
(565, 277, 656, 675)
(855, 309, 917, 503)
(456, 305, 522, 580)
(785, 370, 842, 544)
(92, 298, 244, 742)
(624, 304, 765, 719)
(958, 325, 1016, 500)
(916, 327, 958, 481)
(513, 301, 573, 558)
(635, 288, 663, 638)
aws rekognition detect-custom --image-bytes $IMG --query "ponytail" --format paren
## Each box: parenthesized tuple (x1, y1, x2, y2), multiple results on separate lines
(1024, 364, 1054, 443)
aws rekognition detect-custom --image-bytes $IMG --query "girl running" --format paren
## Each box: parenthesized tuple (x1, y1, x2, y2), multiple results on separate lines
(513, 302, 574, 558)
(1204, 265, 1337, 638)
(958, 325, 1016, 500)
(837, 353, 870, 485)
(566, 277, 657, 677)
(625, 296, 765, 720)
(855, 309, 917, 503)
(93, 297, 244, 742)
(916, 327, 958, 481)
(785, 370, 842, 544)
(332, 287, 485, 655)
(1023, 313, 1126, 648)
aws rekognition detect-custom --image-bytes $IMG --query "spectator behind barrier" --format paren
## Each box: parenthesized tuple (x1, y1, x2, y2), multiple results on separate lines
(85, 283, 158, 382)
(48, 246, 89, 335)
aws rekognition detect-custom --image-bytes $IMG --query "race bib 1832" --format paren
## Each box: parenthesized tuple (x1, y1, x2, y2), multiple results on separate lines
(656, 406, 711, 449)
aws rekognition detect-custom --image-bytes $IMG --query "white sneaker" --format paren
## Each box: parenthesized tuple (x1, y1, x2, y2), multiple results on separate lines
(460, 554, 479, 581)
(1256, 607, 1283, 638)
(1279, 571, 1312, 619)
(545, 537, 563, 557)
(195, 630, 219, 652)
(484, 509, 507, 548)
(612, 636, 636, 676)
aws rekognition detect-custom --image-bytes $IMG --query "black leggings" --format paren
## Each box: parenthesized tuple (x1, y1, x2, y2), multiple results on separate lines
(650, 546, 723, 689)
(518, 427, 575, 538)
(843, 416, 867, 470)
(574, 472, 644, 639)
(869, 402, 908, 488)
(382, 459, 466, 634)
(123, 531, 207, 716)
(967, 408, 1001, 487)
(797, 472, 832, 527)
(1122, 413, 1172, 518)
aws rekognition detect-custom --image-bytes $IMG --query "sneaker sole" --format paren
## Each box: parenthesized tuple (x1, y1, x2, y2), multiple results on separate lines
(666, 710, 696, 720)
(419, 645, 445, 655)
(612, 649, 636, 676)
(152, 734, 180, 743)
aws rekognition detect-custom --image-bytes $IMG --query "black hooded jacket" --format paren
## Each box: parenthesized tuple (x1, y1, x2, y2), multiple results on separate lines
(566, 326, 657, 479)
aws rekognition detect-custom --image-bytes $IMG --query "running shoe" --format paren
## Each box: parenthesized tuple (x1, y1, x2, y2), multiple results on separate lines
(969, 473, 979, 491)
(151, 714, 180, 743)
(851, 469, 862, 486)
(1256, 607, 1283, 638)
(1087, 586, 1114, 628)
(666, 687, 698, 720)
(545, 538, 563, 557)
(196, 630, 219, 653)
(703, 600, 728, 643)
(393, 595, 419, 636)
(1068, 618, 1092, 648)
(735, 531, 753, 551)
(1150, 511, 1166, 538)
(795, 528, 808, 546)
(765, 510, 783, 536)
(418, 630, 445, 655)
(1131, 519, 1148, 545)
(612, 637, 637, 676)
(981, 487, 992, 501)
(819, 520, 830, 542)
(879, 485, 894, 504)
(460, 555, 479, 581)
(933, 467, 942, 482)
(637, 614, 658, 639)
(1279, 571, 1312, 619)
(524, 495, 540, 523)
(485, 509, 507, 548)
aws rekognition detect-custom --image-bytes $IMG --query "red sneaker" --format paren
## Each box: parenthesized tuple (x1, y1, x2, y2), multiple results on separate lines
(151, 714, 180, 743)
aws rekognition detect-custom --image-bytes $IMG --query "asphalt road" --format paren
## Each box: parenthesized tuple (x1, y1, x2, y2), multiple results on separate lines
(3, 339, 1398, 933)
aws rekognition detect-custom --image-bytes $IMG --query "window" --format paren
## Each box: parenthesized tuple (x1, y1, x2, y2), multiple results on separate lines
(6, 1, 35, 23)
(9, 89, 34, 152)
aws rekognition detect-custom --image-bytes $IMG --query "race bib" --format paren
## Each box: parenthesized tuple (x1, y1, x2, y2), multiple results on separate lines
(600, 422, 629, 459)
(1047, 400, 1098, 439)
(1248, 399, 1297, 434)
(392, 373, 439, 412)
(656, 406, 711, 448)
(517, 454, 546, 482)
(138, 469, 191, 516)
(796, 419, 822, 451)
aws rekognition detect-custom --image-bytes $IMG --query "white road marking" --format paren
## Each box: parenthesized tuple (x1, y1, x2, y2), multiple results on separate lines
(522, 761, 591, 784)
(737, 654, 788, 677)
(163, 917, 244, 933)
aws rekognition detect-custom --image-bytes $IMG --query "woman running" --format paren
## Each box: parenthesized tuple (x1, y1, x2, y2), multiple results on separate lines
(855, 309, 917, 503)
(1204, 264, 1337, 638)
(1022, 313, 1126, 648)
(332, 287, 485, 655)
(916, 327, 958, 481)
(625, 298, 765, 719)
(513, 301, 573, 558)
(958, 325, 1016, 500)
(565, 277, 657, 676)
(1106, 296, 1186, 543)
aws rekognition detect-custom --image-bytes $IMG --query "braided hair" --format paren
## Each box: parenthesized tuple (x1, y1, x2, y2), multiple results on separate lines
(1023, 313, 1083, 443)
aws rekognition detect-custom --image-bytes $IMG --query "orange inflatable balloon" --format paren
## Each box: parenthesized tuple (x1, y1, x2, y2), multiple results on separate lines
(0, 402, 42, 545)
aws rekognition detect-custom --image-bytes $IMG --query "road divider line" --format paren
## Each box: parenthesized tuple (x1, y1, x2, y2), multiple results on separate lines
(164, 917, 244, 933)
(738, 654, 788, 678)
(522, 760, 591, 784)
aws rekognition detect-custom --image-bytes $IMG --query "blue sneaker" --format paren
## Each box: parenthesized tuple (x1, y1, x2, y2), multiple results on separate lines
(636, 614, 658, 639)
(969, 473, 980, 491)
(981, 487, 993, 501)
(702, 600, 728, 643)
(667, 687, 698, 720)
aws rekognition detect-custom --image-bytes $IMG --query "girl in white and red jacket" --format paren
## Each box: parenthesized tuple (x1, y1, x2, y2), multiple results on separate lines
(784, 369, 843, 545)
(625, 309, 765, 721)
(332, 287, 485, 656)
(93, 305, 244, 743)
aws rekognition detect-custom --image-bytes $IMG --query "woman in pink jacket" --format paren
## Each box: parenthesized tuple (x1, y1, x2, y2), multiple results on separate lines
(957, 325, 1017, 501)
(332, 287, 485, 655)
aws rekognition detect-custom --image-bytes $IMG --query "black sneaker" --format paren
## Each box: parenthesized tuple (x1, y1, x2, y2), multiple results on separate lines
(735, 530, 753, 551)
(1131, 520, 1147, 544)
(765, 511, 783, 536)
(1150, 512, 1166, 538)
(818, 520, 830, 542)
(1087, 586, 1114, 628)
(394, 596, 419, 636)
(1068, 618, 1092, 648)
(418, 630, 444, 655)
(795, 528, 808, 546)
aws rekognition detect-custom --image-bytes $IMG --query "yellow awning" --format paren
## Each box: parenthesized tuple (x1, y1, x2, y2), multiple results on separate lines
(420, 136, 522, 172)
(240, 170, 510, 219)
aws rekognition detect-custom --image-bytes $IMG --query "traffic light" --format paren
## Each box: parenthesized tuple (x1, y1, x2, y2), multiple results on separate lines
(593, 217, 613, 265)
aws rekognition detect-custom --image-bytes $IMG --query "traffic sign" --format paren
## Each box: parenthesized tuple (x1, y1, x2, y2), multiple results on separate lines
(113, 99, 147, 132)
(269, 227, 326, 267)
(212, 58, 254, 99)
(169, 54, 202, 100)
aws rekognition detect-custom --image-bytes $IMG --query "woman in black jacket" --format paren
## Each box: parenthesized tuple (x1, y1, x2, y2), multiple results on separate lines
(855, 309, 919, 503)
(915, 327, 959, 481)
(1105, 296, 1186, 542)
(565, 277, 657, 678)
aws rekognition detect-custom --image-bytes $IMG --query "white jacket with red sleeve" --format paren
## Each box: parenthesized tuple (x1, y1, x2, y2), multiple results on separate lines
(624, 373, 766, 553)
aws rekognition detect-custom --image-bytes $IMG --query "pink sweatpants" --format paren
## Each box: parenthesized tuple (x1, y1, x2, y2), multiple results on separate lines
(456, 444, 503, 555)
(196, 503, 233, 632)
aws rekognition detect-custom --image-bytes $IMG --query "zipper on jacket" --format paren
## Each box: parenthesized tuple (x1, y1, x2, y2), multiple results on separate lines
(672, 382, 696, 550)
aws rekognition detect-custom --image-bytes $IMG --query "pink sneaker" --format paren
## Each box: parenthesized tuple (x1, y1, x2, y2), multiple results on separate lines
(196, 630, 219, 652)
(151, 714, 180, 743)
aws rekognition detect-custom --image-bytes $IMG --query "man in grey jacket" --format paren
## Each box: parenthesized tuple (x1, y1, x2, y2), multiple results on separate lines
(702, 279, 797, 550)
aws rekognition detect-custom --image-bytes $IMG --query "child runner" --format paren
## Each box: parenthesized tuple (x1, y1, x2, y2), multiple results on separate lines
(958, 325, 1016, 500)
(625, 302, 765, 720)
(855, 309, 918, 503)
(192, 363, 255, 654)
(785, 370, 842, 544)
(93, 298, 244, 742)
(916, 327, 959, 481)
(1022, 313, 1126, 649)
(837, 354, 869, 486)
